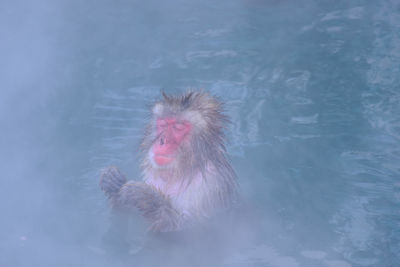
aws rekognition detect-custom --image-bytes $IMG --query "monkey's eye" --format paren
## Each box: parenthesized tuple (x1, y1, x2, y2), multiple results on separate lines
(174, 122, 186, 131)
(157, 120, 167, 127)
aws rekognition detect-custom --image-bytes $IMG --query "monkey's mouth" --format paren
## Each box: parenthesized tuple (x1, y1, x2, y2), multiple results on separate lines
(154, 154, 173, 165)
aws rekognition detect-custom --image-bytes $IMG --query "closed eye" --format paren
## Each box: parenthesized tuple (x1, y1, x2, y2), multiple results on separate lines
(158, 120, 167, 127)
(174, 123, 185, 130)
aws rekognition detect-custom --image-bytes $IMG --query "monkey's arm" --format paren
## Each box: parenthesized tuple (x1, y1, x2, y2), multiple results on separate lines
(118, 181, 180, 232)
(100, 166, 180, 231)
(100, 166, 127, 200)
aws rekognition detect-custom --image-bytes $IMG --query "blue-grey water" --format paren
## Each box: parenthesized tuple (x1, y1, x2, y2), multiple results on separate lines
(1, 0, 400, 266)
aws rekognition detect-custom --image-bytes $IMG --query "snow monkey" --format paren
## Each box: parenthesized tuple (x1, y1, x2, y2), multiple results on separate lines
(100, 91, 237, 232)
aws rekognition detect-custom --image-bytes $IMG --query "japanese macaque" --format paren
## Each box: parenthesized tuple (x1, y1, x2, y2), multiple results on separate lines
(100, 91, 237, 232)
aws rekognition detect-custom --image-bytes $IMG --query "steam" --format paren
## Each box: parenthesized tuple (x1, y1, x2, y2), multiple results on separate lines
(1, 0, 398, 266)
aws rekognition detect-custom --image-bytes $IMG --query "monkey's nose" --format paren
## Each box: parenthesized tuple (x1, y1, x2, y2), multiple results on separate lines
(160, 137, 164, 145)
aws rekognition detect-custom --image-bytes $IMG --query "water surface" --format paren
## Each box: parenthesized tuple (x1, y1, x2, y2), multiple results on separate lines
(1, 0, 400, 266)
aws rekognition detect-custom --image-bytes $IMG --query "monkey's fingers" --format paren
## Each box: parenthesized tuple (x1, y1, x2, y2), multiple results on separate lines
(100, 166, 127, 196)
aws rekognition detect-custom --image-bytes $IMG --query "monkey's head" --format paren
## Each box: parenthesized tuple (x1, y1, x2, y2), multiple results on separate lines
(142, 91, 228, 174)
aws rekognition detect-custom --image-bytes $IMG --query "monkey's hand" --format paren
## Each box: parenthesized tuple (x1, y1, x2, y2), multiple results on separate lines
(100, 166, 127, 199)
(118, 182, 180, 232)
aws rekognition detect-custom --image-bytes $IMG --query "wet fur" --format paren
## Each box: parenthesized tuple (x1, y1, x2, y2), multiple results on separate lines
(100, 91, 237, 232)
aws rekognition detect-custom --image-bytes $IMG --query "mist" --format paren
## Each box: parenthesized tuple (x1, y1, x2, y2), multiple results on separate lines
(1, 0, 400, 266)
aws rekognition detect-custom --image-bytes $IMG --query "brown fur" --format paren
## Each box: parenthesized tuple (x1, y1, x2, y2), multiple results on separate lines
(100, 91, 237, 232)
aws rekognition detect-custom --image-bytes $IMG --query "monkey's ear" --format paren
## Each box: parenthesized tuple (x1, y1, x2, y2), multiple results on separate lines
(152, 103, 164, 117)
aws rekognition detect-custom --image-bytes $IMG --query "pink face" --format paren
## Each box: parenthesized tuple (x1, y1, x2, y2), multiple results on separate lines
(152, 117, 192, 166)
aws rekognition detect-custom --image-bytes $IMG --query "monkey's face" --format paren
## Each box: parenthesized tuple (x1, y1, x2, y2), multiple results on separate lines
(152, 117, 192, 167)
